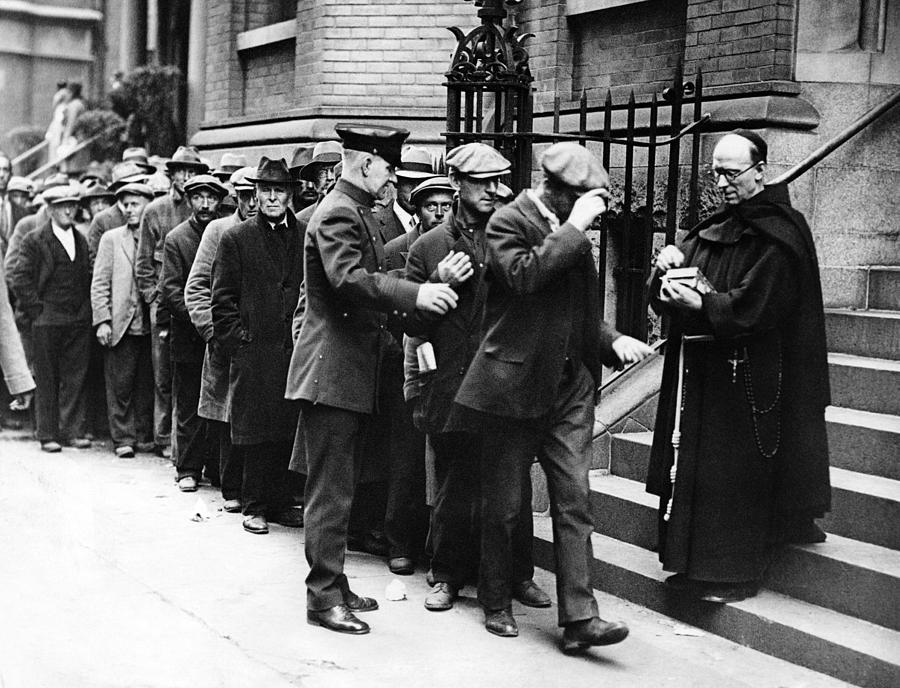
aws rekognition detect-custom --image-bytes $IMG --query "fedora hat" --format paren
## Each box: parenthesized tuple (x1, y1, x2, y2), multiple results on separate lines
(122, 146, 156, 174)
(108, 162, 149, 192)
(80, 181, 116, 204)
(165, 146, 209, 173)
(213, 152, 247, 181)
(299, 141, 342, 182)
(397, 146, 436, 179)
(289, 144, 315, 176)
(247, 157, 297, 185)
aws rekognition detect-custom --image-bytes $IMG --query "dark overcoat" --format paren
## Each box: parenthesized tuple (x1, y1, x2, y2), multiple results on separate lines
(403, 214, 489, 433)
(284, 178, 419, 414)
(455, 191, 621, 420)
(212, 212, 303, 445)
(159, 218, 205, 364)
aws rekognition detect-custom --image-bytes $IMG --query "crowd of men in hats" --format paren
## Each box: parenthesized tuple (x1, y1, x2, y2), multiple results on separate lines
(0, 119, 829, 653)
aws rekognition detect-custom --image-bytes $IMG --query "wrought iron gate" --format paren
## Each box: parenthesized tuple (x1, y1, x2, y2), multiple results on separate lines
(444, 0, 709, 342)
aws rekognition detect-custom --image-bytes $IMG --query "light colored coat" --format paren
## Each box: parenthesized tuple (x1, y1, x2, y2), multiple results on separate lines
(91, 224, 144, 347)
(0, 262, 34, 394)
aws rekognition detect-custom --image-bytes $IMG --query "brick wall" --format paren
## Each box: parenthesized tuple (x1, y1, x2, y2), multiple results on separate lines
(242, 41, 296, 115)
(684, 0, 796, 88)
(204, 0, 243, 121)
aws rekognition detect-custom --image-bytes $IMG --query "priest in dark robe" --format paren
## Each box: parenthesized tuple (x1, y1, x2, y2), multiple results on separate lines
(646, 130, 831, 604)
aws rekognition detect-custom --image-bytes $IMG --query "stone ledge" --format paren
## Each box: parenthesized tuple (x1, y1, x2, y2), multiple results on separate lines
(235, 20, 296, 53)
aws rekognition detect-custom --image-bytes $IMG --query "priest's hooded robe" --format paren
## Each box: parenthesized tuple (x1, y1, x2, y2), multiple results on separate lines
(646, 183, 831, 583)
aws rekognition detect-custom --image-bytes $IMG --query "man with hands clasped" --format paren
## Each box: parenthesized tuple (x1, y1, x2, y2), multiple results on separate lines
(454, 142, 653, 650)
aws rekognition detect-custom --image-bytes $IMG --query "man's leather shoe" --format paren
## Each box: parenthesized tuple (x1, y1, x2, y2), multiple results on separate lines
(484, 607, 518, 637)
(41, 441, 62, 453)
(268, 506, 303, 528)
(177, 476, 198, 492)
(115, 445, 135, 458)
(242, 514, 269, 534)
(697, 582, 758, 604)
(562, 617, 629, 653)
(389, 557, 414, 575)
(347, 532, 389, 557)
(307, 604, 370, 635)
(512, 579, 551, 608)
(70, 438, 91, 449)
(424, 582, 457, 611)
(222, 499, 242, 513)
(345, 590, 378, 613)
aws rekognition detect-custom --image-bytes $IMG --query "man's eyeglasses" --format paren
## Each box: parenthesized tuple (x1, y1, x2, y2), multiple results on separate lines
(708, 163, 759, 183)
(421, 201, 453, 213)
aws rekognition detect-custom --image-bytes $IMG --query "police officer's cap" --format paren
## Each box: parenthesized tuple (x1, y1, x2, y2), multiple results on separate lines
(335, 124, 409, 168)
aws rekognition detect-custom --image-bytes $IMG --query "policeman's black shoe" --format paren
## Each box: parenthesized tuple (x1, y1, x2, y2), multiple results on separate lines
(512, 579, 551, 608)
(484, 607, 518, 637)
(345, 590, 379, 613)
(562, 617, 629, 653)
(307, 604, 370, 635)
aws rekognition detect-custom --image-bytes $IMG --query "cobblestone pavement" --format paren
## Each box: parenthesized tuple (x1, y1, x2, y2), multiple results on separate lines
(0, 434, 851, 688)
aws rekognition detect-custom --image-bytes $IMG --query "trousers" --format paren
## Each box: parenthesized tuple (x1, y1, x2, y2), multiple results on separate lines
(173, 358, 210, 480)
(478, 363, 598, 626)
(241, 440, 293, 516)
(103, 334, 153, 448)
(149, 301, 172, 448)
(32, 323, 89, 442)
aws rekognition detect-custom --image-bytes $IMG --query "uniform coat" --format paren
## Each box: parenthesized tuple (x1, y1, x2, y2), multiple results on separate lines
(213, 211, 303, 445)
(285, 179, 418, 412)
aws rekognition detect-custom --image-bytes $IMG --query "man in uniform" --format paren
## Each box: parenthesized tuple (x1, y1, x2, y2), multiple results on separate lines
(160, 174, 228, 492)
(185, 166, 258, 512)
(455, 142, 652, 649)
(212, 157, 305, 534)
(647, 131, 830, 603)
(286, 124, 458, 635)
(136, 146, 208, 459)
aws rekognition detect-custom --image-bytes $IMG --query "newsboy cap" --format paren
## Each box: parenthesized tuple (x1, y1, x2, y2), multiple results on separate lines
(183, 174, 229, 198)
(397, 146, 436, 179)
(409, 176, 454, 206)
(540, 142, 609, 192)
(445, 143, 511, 179)
(229, 166, 256, 191)
(114, 182, 155, 200)
(43, 183, 82, 205)
(247, 157, 298, 185)
(335, 124, 409, 168)
(7, 176, 33, 194)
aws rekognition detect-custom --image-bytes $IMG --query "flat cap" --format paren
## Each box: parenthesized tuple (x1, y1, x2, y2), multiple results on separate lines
(183, 174, 229, 198)
(397, 146, 435, 179)
(495, 182, 514, 203)
(229, 166, 256, 191)
(445, 143, 510, 179)
(335, 124, 409, 168)
(115, 182, 154, 200)
(43, 183, 82, 205)
(145, 171, 171, 196)
(7, 176, 33, 194)
(541, 142, 609, 192)
(410, 176, 453, 206)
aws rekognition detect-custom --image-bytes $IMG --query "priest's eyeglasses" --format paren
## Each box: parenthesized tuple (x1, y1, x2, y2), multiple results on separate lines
(422, 201, 453, 212)
(708, 163, 759, 183)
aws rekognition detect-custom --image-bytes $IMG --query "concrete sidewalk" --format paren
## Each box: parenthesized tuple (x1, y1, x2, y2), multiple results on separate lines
(0, 435, 852, 688)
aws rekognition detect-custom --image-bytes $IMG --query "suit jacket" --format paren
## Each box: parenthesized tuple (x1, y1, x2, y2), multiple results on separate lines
(212, 212, 303, 444)
(403, 215, 490, 433)
(455, 191, 621, 420)
(159, 217, 205, 363)
(10, 220, 92, 327)
(4, 208, 46, 282)
(285, 178, 419, 414)
(91, 224, 146, 347)
(375, 204, 406, 245)
(88, 203, 126, 264)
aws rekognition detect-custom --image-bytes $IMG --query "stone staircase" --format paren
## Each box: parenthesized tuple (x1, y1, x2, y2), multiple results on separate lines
(531, 266, 900, 687)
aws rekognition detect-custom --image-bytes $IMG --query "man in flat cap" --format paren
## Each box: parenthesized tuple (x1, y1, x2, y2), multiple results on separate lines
(455, 142, 652, 649)
(401, 143, 548, 612)
(86, 160, 150, 262)
(11, 184, 94, 452)
(160, 174, 228, 491)
(647, 131, 830, 603)
(185, 166, 258, 512)
(137, 145, 209, 459)
(212, 157, 305, 533)
(286, 124, 459, 635)
(91, 182, 155, 458)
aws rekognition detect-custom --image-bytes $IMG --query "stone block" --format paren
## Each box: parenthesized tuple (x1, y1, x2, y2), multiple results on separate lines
(812, 166, 900, 241)
(819, 266, 868, 309)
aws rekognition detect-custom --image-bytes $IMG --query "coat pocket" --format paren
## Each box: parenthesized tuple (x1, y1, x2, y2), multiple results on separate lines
(483, 343, 526, 364)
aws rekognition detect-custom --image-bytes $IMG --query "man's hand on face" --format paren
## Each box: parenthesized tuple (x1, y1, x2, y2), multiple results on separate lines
(655, 245, 685, 272)
(437, 251, 474, 286)
(415, 283, 459, 315)
(567, 188, 609, 231)
(611, 335, 655, 365)
(96, 322, 112, 347)
(659, 279, 703, 312)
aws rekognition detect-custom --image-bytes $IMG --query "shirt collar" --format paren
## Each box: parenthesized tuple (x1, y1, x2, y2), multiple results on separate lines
(393, 201, 415, 231)
(526, 189, 561, 231)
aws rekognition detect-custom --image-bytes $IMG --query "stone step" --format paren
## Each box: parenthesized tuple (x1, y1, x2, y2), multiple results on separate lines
(588, 472, 900, 631)
(532, 520, 900, 688)
(867, 265, 900, 311)
(609, 432, 900, 549)
(826, 406, 900, 480)
(825, 308, 900, 360)
(828, 352, 900, 416)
